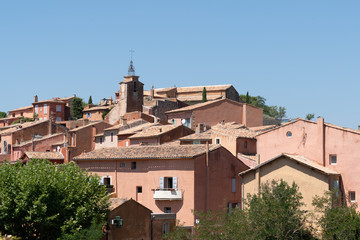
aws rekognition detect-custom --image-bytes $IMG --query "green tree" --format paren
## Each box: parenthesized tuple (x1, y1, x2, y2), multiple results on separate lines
(246, 180, 312, 239)
(313, 191, 360, 239)
(71, 97, 85, 120)
(0, 112, 7, 119)
(202, 87, 207, 102)
(245, 91, 250, 104)
(88, 96, 93, 105)
(190, 180, 313, 240)
(0, 159, 109, 240)
(306, 113, 315, 120)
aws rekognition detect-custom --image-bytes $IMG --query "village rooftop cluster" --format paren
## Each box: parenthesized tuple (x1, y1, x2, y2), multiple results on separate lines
(0, 61, 358, 238)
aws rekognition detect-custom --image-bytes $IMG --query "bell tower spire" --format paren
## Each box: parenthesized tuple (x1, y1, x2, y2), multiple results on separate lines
(128, 49, 135, 76)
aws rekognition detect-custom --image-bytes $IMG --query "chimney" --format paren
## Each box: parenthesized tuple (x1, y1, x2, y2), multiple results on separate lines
(150, 85, 155, 99)
(121, 118, 127, 126)
(317, 117, 325, 166)
(196, 123, 205, 133)
(34, 95, 38, 103)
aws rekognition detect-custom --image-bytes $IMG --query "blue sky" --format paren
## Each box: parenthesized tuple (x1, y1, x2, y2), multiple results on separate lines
(1, 1, 359, 129)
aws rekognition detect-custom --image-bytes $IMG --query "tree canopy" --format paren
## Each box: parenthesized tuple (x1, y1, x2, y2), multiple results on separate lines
(0, 112, 7, 119)
(306, 113, 315, 120)
(0, 159, 109, 240)
(239, 93, 287, 120)
(71, 97, 85, 120)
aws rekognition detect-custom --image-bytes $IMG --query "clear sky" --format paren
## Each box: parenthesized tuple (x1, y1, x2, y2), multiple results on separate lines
(1, 1, 359, 129)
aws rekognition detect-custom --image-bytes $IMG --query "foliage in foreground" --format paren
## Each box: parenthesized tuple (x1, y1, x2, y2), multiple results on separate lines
(0, 112, 7, 119)
(313, 192, 360, 240)
(166, 180, 314, 240)
(0, 159, 109, 240)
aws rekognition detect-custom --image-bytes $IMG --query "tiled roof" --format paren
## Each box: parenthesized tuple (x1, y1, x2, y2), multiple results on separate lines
(176, 95, 223, 102)
(239, 153, 339, 176)
(117, 122, 159, 136)
(24, 151, 64, 160)
(8, 105, 33, 112)
(105, 119, 147, 131)
(237, 153, 257, 161)
(33, 98, 66, 104)
(166, 99, 240, 114)
(73, 144, 221, 160)
(108, 198, 128, 211)
(128, 125, 178, 139)
(69, 121, 102, 132)
(0, 120, 48, 135)
(176, 85, 233, 93)
(180, 131, 212, 140)
(83, 105, 112, 112)
(13, 133, 64, 147)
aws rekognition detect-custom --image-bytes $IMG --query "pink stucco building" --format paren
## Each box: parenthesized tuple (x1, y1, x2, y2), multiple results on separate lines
(256, 118, 360, 205)
(73, 144, 249, 227)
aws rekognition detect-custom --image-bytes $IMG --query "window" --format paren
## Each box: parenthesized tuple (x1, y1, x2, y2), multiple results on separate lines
(3, 141, 7, 154)
(330, 155, 337, 165)
(12, 113, 15, 117)
(131, 161, 136, 170)
(162, 221, 170, 235)
(137, 186, 142, 193)
(350, 191, 356, 202)
(160, 177, 178, 190)
(164, 207, 171, 213)
(333, 180, 339, 190)
(244, 140, 248, 149)
(193, 140, 200, 144)
(215, 138, 221, 144)
(103, 176, 111, 186)
(7, 144, 11, 154)
(286, 131, 292, 138)
(228, 202, 240, 213)
(35, 105, 38, 114)
(56, 117, 62, 122)
(181, 118, 191, 127)
(56, 105, 61, 112)
(232, 178, 236, 193)
(171, 119, 176, 125)
(100, 137, 103, 144)
(21, 112, 23, 117)
(133, 82, 137, 92)
(120, 162, 125, 167)
(44, 104, 47, 114)
(44, 117, 47, 120)
(111, 132, 114, 142)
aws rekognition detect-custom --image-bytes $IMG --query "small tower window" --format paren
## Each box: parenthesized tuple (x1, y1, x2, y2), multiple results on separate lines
(133, 82, 137, 92)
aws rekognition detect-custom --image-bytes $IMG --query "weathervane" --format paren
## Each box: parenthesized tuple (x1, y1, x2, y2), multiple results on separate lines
(128, 49, 135, 76)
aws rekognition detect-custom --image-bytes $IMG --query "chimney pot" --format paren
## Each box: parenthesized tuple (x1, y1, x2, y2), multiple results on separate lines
(34, 95, 38, 103)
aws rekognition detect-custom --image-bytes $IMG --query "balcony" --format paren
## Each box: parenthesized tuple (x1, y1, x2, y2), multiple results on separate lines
(153, 188, 183, 200)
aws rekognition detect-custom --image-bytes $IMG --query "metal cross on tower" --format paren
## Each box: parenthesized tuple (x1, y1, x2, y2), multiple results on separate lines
(128, 49, 135, 76)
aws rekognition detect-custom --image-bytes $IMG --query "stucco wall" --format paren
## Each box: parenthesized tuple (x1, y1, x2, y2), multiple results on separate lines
(78, 158, 196, 226)
(242, 156, 332, 212)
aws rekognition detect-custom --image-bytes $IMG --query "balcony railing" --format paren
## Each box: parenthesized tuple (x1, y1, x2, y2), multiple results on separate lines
(153, 188, 183, 200)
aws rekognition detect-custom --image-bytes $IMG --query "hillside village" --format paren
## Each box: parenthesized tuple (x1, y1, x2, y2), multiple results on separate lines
(1, 61, 359, 239)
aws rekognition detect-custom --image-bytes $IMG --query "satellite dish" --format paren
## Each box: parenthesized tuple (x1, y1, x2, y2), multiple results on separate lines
(181, 119, 186, 124)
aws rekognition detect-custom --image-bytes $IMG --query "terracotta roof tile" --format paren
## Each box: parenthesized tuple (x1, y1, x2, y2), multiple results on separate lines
(117, 122, 159, 136)
(73, 144, 221, 160)
(24, 151, 64, 160)
(176, 85, 232, 93)
(166, 99, 241, 114)
(83, 105, 112, 112)
(239, 153, 339, 176)
(128, 125, 178, 139)
(69, 121, 102, 132)
(13, 133, 64, 147)
(8, 105, 33, 112)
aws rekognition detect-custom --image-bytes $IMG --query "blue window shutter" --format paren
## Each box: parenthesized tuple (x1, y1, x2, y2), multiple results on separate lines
(159, 177, 164, 189)
(173, 177, 178, 190)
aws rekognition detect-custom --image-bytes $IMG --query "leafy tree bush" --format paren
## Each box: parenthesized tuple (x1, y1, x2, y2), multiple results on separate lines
(306, 113, 315, 120)
(313, 191, 360, 240)
(71, 97, 85, 120)
(182, 180, 314, 240)
(239, 92, 286, 120)
(0, 112, 7, 119)
(0, 159, 109, 240)
(10, 117, 33, 125)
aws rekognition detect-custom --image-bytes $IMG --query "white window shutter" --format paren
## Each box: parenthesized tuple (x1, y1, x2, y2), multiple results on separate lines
(159, 177, 164, 189)
(173, 177, 178, 190)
